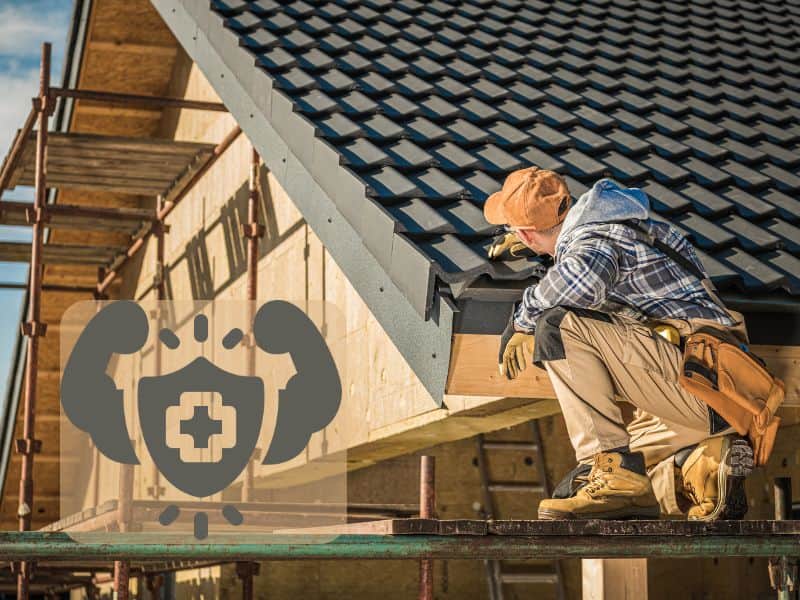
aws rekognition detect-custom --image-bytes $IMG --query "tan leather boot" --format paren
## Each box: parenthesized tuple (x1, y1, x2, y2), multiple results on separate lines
(538, 452, 660, 520)
(680, 435, 754, 521)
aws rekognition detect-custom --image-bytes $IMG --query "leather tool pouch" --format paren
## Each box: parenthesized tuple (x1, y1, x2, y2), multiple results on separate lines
(679, 328, 785, 466)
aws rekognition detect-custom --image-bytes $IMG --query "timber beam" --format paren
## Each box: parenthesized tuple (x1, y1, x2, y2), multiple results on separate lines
(447, 333, 800, 407)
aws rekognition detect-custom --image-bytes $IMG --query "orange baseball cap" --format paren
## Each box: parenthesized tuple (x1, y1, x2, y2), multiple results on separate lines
(483, 167, 571, 230)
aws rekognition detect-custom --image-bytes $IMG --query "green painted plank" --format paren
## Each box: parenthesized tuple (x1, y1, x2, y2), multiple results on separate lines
(0, 532, 798, 561)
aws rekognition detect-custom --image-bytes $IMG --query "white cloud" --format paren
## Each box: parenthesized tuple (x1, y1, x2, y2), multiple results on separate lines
(0, 1, 70, 194)
(0, 3, 70, 60)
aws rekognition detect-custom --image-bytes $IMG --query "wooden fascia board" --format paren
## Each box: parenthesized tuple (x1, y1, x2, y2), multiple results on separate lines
(446, 333, 800, 407)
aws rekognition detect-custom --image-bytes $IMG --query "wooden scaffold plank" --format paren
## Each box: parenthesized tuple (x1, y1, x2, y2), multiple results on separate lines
(0, 241, 122, 265)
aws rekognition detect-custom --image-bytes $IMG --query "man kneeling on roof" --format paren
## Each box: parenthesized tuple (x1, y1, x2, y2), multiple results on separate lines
(485, 167, 757, 521)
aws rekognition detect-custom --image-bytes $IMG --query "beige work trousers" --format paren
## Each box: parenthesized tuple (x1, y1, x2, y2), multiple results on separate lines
(542, 310, 731, 515)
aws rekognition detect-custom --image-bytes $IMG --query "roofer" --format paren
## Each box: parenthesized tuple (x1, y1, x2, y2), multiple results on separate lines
(484, 167, 783, 521)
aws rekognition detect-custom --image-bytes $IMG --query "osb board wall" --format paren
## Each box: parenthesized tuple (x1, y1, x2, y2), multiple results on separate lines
(78, 50, 438, 507)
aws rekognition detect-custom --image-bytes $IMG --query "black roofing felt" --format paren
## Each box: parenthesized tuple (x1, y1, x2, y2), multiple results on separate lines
(212, 0, 800, 316)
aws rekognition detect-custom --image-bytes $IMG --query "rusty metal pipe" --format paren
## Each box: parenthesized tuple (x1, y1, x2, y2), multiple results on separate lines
(17, 41, 50, 600)
(236, 562, 259, 600)
(770, 478, 794, 600)
(50, 87, 227, 112)
(419, 456, 435, 600)
(242, 147, 262, 502)
(96, 125, 242, 295)
(113, 560, 130, 600)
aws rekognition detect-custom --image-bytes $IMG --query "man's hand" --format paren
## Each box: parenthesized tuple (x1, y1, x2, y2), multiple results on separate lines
(499, 332, 534, 379)
(498, 307, 534, 380)
(488, 231, 534, 260)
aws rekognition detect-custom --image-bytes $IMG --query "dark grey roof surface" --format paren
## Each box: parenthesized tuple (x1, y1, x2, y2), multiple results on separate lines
(210, 0, 800, 316)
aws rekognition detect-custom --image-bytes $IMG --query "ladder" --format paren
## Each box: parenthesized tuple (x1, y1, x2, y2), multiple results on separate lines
(475, 420, 567, 600)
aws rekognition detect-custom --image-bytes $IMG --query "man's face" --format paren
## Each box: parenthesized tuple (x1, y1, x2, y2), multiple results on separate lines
(513, 226, 558, 256)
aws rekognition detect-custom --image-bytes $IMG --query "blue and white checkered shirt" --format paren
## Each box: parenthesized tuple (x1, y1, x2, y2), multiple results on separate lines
(514, 218, 736, 332)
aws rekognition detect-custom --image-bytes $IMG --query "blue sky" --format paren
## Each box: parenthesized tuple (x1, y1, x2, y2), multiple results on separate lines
(0, 0, 73, 406)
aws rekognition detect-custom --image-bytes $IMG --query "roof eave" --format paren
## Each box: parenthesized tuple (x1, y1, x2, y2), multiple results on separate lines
(150, 0, 455, 404)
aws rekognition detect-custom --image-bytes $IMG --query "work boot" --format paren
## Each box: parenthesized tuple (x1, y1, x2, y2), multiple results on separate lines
(551, 462, 592, 499)
(538, 451, 660, 520)
(678, 435, 754, 521)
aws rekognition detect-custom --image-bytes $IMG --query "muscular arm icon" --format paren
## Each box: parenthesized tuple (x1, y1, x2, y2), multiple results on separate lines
(253, 300, 342, 464)
(60, 301, 148, 464)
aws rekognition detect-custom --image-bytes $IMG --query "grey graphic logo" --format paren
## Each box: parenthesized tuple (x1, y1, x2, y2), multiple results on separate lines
(60, 300, 341, 538)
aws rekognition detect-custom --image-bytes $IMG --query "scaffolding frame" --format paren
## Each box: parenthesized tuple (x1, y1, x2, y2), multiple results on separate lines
(0, 41, 245, 600)
(0, 42, 428, 600)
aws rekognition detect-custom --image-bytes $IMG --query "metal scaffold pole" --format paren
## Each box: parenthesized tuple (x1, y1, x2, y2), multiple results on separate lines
(418, 456, 435, 600)
(16, 42, 51, 600)
(241, 147, 264, 503)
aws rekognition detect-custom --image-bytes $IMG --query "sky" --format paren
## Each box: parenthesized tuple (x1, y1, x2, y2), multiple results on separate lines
(0, 0, 73, 406)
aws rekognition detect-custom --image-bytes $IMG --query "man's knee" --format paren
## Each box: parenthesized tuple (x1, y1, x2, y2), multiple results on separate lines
(533, 306, 613, 366)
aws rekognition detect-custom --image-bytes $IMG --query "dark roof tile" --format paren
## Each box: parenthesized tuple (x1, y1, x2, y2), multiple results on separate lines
(445, 119, 492, 146)
(719, 248, 787, 291)
(610, 130, 653, 156)
(516, 146, 566, 172)
(680, 183, 733, 217)
(763, 164, 800, 192)
(764, 219, 800, 254)
(475, 144, 524, 173)
(675, 213, 737, 250)
(642, 154, 691, 184)
(559, 148, 607, 179)
(385, 139, 436, 169)
(764, 251, 800, 294)
(602, 151, 650, 182)
(413, 169, 466, 200)
(207, 0, 800, 311)
(430, 142, 480, 172)
(643, 181, 692, 214)
(568, 126, 614, 153)
(722, 188, 779, 220)
(719, 215, 782, 252)
(364, 167, 421, 199)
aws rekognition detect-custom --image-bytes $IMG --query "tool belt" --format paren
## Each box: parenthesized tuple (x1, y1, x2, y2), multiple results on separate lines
(628, 220, 785, 466)
(680, 328, 784, 466)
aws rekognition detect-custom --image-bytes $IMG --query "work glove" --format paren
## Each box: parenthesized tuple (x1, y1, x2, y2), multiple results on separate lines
(498, 306, 534, 380)
(487, 230, 535, 260)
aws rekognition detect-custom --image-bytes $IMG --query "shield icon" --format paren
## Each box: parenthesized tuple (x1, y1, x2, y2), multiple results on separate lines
(137, 357, 264, 498)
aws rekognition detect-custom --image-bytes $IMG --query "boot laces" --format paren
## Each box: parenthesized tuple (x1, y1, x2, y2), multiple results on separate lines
(584, 456, 615, 495)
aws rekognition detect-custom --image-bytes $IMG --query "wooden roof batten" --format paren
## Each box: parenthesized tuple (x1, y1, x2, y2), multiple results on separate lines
(0, 86, 233, 273)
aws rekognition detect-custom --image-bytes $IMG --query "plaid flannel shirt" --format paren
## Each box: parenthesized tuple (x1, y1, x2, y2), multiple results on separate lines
(514, 218, 736, 332)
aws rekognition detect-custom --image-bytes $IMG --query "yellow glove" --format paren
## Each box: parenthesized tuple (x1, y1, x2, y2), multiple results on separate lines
(499, 332, 534, 380)
(487, 232, 533, 260)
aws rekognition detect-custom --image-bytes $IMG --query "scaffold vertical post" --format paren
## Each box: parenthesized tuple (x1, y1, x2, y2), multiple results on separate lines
(419, 455, 435, 600)
(113, 559, 130, 600)
(236, 561, 260, 600)
(17, 41, 51, 600)
(242, 146, 264, 502)
(770, 478, 796, 600)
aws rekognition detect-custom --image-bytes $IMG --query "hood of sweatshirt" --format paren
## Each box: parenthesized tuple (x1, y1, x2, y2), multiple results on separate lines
(556, 179, 650, 252)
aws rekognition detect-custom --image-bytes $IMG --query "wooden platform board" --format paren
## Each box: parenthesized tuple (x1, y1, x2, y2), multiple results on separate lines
(6, 132, 214, 196)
